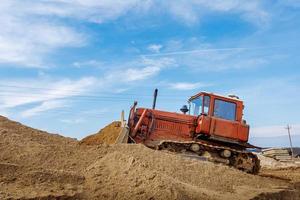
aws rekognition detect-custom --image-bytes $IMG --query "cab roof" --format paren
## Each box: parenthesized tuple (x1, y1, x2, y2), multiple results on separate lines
(188, 91, 243, 103)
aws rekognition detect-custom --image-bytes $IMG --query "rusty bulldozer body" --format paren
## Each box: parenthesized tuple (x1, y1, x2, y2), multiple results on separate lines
(117, 90, 260, 174)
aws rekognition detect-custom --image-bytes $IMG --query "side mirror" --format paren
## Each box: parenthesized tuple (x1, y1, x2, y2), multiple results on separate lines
(180, 105, 189, 114)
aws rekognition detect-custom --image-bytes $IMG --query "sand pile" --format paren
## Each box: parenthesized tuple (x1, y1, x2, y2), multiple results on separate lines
(84, 144, 292, 200)
(0, 116, 91, 199)
(80, 121, 121, 145)
(1, 115, 300, 200)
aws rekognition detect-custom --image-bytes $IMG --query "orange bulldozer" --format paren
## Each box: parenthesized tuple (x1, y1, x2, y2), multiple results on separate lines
(117, 89, 260, 174)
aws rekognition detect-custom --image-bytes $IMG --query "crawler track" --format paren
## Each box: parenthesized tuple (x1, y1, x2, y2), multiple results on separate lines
(156, 140, 260, 174)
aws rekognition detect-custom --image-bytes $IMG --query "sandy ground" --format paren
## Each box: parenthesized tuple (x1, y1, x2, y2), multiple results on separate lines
(0, 115, 299, 200)
(80, 121, 121, 145)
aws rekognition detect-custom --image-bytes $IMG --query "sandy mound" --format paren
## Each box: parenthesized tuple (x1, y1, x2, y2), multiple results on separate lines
(1, 115, 300, 200)
(80, 121, 121, 145)
(0, 116, 90, 199)
(84, 144, 291, 200)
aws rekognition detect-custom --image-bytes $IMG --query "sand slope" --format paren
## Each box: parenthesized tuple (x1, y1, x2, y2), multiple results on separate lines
(80, 121, 121, 145)
(0, 116, 299, 200)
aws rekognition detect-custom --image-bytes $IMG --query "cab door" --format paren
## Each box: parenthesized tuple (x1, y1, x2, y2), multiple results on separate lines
(209, 98, 240, 141)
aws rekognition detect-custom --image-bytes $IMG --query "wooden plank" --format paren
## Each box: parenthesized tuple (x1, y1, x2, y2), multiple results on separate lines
(262, 149, 289, 155)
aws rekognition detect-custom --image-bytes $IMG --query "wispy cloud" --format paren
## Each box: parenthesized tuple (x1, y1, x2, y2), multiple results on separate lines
(124, 66, 161, 81)
(59, 108, 109, 124)
(21, 100, 66, 117)
(147, 44, 163, 53)
(0, 77, 96, 109)
(143, 46, 276, 57)
(164, 1, 269, 26)
(142, 38, 284, 72)
(0, 1, 85, 67)
(227, 77, 300, 138)
(251, 124, 300, 138)
(0, 0, 271, 67)
(0, 57, 173, 117)
(25, 0, 149, 23)
(169, 82, 211, 90)
(104, 57, 175, 83)
(229, 77, 300, 107)
(73, 60, 104, 68)
(20, 1, 269, 25)
(124, 57, 174, 82)
(0, 0, 148, 66)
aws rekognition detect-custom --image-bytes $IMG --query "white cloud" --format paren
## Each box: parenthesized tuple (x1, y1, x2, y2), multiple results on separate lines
(21, 100, 66, 117)
(188, 51, 269, 71)
(59, 108, 108, 124)
(73, 60, 104, 68)
(0, 0, 270, 67)
(169, 82, 210, 90)
(145, 38, 279, 72)
(165, 0, 269, 26)
(251, 124, 300, 138)
(105, 57, 175, 83)
(0, 25, 83, 67)
(227, 77, 300, 138)
(17, 0, 269, 26)
(125, 58, 172, 81)
(0, 77, 96, 108)
(0, 57, 173, 117)
(124, 66, 161, 81)
(148, 44, 163, 53)
(26, 0, 147, 23)
(124, 57, 175, 81)
(0, 0, 85, 67)
(229, 78, 300, 107)
(0, 0, 149, 66)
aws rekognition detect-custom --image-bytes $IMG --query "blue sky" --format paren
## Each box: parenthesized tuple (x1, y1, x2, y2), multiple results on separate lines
(0, 0, 299, 147)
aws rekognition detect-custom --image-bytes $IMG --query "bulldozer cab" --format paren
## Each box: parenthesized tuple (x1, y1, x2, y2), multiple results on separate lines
(188, 92, 249, 143)
(188, 92, 241, 122)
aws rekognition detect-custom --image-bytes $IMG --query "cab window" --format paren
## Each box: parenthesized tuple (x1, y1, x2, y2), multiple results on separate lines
(203, 95, 210, 114)
(190, 96, 203, 116)
(190, 95, 210, 116)
(213, 99, 236, 121)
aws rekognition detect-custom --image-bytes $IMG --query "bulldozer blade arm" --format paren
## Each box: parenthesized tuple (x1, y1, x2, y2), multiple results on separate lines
(115, 126, 129, 144)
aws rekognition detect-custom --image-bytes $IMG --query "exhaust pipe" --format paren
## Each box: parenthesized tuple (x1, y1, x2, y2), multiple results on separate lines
(152, 88, 158, 110)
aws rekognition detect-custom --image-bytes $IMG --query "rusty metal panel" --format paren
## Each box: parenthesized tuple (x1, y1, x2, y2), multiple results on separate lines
(238, 124, 249, 142)
(209, 117, 239, 140)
